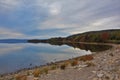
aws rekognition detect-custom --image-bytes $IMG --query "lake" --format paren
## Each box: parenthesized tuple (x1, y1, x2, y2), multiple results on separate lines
(0, 40, 112, 74)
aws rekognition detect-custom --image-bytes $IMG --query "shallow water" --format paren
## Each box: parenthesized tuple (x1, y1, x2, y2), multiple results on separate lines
(0, 41, 111, 74)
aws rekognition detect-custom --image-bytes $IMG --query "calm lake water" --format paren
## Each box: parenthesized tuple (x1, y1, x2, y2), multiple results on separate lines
(0, 41, 111, 74)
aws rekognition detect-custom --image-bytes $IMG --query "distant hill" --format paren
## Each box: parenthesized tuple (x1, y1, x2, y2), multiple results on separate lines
(65, 29, 120, 43)
(0, 39, 27, 43)
(28, 29, 120, 44)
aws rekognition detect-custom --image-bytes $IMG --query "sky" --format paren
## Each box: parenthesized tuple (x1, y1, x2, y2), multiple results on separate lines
(0, 0, 120, 39)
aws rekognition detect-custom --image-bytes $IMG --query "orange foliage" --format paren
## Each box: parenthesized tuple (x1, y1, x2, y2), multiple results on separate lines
(80, 55, 94, 61)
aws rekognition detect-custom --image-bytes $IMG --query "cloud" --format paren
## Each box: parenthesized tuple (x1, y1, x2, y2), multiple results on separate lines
(0, 0, 21, 13)
(60, 16, 120, 34)
(0, 27, 25, 38)
(36, 0, 120, 36)
(48, 2, 61, 15)
(0, 0, 120, 38)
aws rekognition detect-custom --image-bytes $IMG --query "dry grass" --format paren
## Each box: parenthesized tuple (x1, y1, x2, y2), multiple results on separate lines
(33, 69, 41, 77)
(79, 55, 94, 61)
(71, 60, 79, 66)
(41, 67, 49, 74)
(50, 65, 57, 70)
(15, 74, 27, 80)
(65, 61, 71, 66)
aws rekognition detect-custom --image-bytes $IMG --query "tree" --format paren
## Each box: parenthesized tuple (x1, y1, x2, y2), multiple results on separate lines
(101, 32, 109, 42)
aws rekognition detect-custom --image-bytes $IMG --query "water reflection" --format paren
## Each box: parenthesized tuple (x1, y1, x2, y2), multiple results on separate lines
(0, 43, 91, 74)
(0, 41, 112, 74)
(64, 43, 112, 52)
(38, 41, 112, 52)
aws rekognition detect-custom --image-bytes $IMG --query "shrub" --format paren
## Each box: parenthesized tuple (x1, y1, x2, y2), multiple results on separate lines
(51, 65, 57, 70)
(33, 69, 41, 77)
(64, 61, 70, 66)
(101, 32, 109, 42)
(80, 55, 94, 61)
(71, 60, 79, 66)
(42, 68, 49, 74)
(60, 64, 66, 70)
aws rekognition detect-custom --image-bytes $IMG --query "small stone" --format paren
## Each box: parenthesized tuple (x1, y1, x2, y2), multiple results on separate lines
(92, 71, 97, 74)
(97, 73, 104, 78)
(78, 64, 88, 68)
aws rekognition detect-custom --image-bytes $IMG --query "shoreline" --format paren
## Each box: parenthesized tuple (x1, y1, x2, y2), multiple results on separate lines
(0, 44, 120, 80)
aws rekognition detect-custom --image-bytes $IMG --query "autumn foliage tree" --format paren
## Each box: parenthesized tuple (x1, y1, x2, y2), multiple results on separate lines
(101, 32, 109, 42)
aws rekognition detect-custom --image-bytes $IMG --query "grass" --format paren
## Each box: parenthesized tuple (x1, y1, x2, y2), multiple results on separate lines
(33, 67, 49, 77)
(50, 65, 57, 70)
(41, 68, 49, 74)
(33, 69, 41, 77)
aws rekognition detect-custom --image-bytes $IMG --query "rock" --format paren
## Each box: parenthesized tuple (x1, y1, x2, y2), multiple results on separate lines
(78, 64, 88, 68)
(92, 71, 97, 74)
(73, 64, 88, 69)
(97, 73, 104, 78)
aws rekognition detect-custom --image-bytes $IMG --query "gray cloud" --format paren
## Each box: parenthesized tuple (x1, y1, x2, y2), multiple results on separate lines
(37, 0, 120, 36)
(0, 0, 22, 14)
(0, 27, 25, 39)
(0, 0, 120, 38)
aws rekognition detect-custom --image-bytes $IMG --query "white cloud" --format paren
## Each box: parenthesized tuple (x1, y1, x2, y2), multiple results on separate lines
(0, 27, 25, 38)
(38, 17, 67, 30)
(91, 16, 118, 26)
(49, 2, 61, 15)
(0, 0, 120, 38)
(36, 0, 120, 36)
(0, 0, 21, 13)
(60, 16, 120, 35)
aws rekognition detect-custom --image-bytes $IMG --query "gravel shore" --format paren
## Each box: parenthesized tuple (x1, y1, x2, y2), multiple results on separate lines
(0, 44, 120, 80)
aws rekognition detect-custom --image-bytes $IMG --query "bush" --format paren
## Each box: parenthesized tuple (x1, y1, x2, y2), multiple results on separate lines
(60, 64, 66, 70)
(33, 69, 41, 77)
(51, 65, 57, 70)
(42, 68, 49, 74)
(71, 60, 79, 66)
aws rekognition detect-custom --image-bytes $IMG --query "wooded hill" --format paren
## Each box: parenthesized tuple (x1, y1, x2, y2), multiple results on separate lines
(65, 29, 120, 43)
(28, 29, 120, 44)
